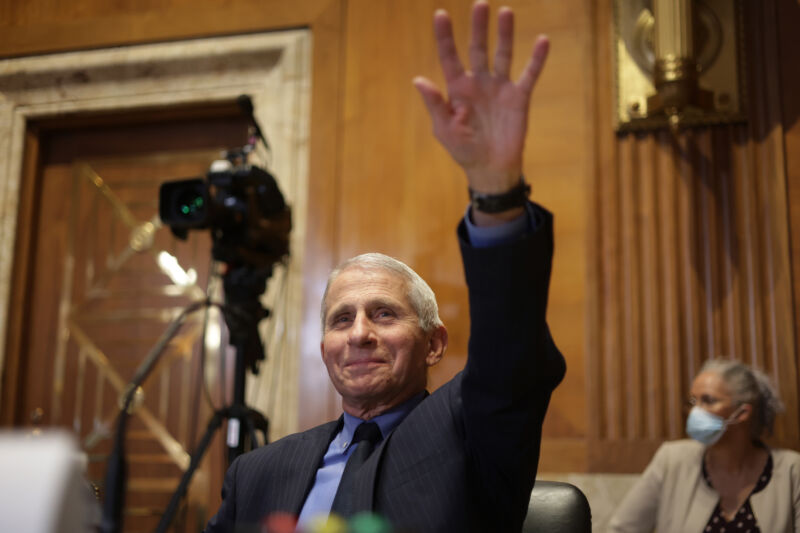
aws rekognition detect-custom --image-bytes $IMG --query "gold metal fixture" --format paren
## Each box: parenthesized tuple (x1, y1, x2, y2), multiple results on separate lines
(118, 385, 145, 414)
(130, 221, 157, 252)
(614, 0, 746, 132)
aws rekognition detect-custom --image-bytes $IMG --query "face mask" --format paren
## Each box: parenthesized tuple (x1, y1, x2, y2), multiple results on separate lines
(685, 405, 742, 446)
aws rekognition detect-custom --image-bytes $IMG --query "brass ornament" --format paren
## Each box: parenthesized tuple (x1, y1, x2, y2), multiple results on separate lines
(614, 0, 746, 132)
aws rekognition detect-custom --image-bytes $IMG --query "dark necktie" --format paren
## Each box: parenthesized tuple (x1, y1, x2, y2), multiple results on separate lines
(330, 421, 383, 516)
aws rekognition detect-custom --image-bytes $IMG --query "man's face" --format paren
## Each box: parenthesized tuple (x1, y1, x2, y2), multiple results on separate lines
(320, 267, 446, 417)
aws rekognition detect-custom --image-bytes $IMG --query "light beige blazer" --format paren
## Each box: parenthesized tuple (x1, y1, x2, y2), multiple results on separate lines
(608, 439, 800, 533)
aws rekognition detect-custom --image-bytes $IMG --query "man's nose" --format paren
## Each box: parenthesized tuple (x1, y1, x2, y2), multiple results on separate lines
(347, 313, 376, 346)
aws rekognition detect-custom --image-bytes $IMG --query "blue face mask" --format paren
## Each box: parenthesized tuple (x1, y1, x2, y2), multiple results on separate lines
(685, 406, 742, 446)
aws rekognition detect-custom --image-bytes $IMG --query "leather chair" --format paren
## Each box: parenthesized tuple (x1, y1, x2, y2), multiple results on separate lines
(522, 481, 592, 533)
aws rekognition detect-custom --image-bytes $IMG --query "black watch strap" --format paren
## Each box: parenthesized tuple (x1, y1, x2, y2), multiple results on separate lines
(469, 177, 531, 214)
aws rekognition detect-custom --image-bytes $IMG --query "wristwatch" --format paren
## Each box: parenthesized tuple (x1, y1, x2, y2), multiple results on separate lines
(469, 177, 531, 213)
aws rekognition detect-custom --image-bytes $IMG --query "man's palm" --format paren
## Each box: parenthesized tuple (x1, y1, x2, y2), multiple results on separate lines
(413, 2, 548, 193)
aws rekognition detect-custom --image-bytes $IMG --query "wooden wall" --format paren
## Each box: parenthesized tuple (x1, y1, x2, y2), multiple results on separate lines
(2, 0, 799, 474)
(587, 0, 800, 471)
(780, 1, 800, 451)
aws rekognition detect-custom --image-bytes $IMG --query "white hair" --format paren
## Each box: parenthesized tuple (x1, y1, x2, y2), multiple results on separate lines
(320, 253, 443, 333)
(700, 358, 785, 440)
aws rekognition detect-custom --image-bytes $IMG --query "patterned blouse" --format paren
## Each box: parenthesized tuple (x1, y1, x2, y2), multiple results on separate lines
(701, 452, 773, 533)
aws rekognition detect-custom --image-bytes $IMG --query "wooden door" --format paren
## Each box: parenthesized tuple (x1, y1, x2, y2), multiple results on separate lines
(4, 105, 251, 531)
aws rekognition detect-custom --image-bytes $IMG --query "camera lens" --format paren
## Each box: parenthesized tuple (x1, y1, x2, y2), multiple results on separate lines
(177, 192, 205, 220)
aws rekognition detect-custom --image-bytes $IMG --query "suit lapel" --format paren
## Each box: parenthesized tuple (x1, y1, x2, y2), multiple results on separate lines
(349, 391, 431, 514)
(266, 419, 342, 515)
(278, 393, 430, 516)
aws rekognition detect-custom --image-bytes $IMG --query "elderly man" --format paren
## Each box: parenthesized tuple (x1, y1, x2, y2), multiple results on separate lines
(205, 2, 565, 532)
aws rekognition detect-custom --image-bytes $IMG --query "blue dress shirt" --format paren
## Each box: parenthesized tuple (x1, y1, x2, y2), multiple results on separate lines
(296, 393, 426, 527)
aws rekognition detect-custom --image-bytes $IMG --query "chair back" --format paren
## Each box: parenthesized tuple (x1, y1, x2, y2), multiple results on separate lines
(522, 480, 592, 533)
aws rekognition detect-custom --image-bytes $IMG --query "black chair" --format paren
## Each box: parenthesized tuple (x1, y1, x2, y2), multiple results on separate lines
(522, 481, 592, 533)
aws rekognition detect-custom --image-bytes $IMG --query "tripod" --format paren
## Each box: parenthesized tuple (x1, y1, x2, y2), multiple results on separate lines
(155, 264, 273, 533)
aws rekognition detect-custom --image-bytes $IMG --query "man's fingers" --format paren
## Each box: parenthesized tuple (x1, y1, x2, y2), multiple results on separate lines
(433, 10, 465, 82)
(413, 76, 450, 125)
(493, 6, 514, 78)
(517, 35, 549, 95)
(469, 1, 490, 74)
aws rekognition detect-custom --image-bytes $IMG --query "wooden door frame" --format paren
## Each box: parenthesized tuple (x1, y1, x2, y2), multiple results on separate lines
(1, 127, 42, 426)
(1, 101, 249, 425)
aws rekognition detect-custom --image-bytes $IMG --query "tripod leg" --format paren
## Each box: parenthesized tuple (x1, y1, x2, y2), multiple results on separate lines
(247, 408, 269, 446)
(155, 412, 224, 533)
(243, 416, 259, 451)
(241, 409, 269, 450)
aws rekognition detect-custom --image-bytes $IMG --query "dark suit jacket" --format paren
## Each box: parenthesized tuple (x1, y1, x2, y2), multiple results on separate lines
(205, 204, 565, 532)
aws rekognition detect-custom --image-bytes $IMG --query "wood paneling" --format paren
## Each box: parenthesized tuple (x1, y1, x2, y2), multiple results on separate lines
(776, 0, 800, 451)
(296, 0, 346, 429)
(588, 0, 799, 472)
(0, 0, 335, 58)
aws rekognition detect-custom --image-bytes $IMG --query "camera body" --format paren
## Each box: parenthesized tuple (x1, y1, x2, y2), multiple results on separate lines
(159, 159, 291, 268)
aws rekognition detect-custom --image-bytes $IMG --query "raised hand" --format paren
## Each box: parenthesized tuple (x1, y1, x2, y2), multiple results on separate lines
(413, 1, 548, 197)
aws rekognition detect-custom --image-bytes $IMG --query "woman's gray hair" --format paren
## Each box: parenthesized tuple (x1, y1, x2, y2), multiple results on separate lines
(320, 253, 443, 333)
(701, 358, 785, 440)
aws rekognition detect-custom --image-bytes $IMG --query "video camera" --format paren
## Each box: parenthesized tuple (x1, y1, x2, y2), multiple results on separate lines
(158, 153, 291, 269)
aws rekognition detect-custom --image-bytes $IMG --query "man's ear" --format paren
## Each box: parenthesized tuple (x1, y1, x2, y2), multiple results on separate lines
(320, 340, 327, 362)
(425, 325, 448, 367)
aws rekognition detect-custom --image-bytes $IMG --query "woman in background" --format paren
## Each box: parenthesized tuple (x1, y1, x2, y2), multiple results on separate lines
(609, 359, 800, 532)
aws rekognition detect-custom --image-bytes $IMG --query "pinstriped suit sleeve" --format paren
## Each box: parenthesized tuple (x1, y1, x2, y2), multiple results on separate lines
(457, 202, 566, 532)
(204, 454, 241, 533)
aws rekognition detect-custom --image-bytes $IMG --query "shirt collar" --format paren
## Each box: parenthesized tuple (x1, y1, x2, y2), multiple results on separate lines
(339, 392, 426, 450)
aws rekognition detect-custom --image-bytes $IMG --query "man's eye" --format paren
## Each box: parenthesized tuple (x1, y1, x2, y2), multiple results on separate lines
(376, 309, 394, 318)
